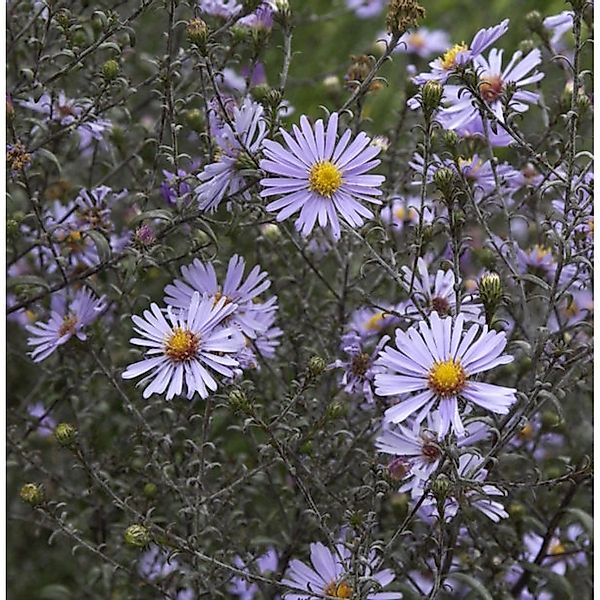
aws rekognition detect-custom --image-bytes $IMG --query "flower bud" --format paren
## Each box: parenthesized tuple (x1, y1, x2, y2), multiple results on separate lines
(431, 474, 451, 502)
(186, 18, 208, 49)
(479, 272, 503, 324)
(20, 483, 44, 506)
(326, 401, 345, 420)
(387, 457, 410, 481)
(260, 223, 281, 241)
(134, 224, 156, 247)
(228, 389, 251, 414)
(102, 59, 120, 81)
(508, 502, 526, 520)
(433, 167, 455, 200)
(54, 422, 77, 447)
(124, 524, 151, 548)
(185, 108, 204, 133)
(442, 130, 459, 149)
(386, 0, 426, 36)
(519, 39, 536, 54)
(143, 482, 158, 498)
(421, 81, 443, 116)
(525, 10, 544, 34)
(307, 355, 326, 378)
(541, 411, 562, 431)
(322, 75, 341, 94)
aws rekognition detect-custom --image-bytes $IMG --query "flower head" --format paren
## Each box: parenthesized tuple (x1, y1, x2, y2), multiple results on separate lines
(122, 292, 244, 400)
(375, 312, 516, 435)
(282, 541, 401, 599)
(260, 113, 384, 239)
(26, 288, 107, 362)
(164, 255, 277, 339)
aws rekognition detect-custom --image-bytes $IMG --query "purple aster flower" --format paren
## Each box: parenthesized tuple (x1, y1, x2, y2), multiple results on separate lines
(138, 544, 180, 581)
(26, 287, 107, 362)
(438, 48, 544, 130)
(27, 402, 57, 437)
(331, 332, 390, 404)
(415, 453, 508, 522)
(122, 292, 244, 400)
(161, 169, 193, 205)
(544, 11, 574, 52)
(164, 255, 277, 339)
(199, 0, 242, 18)
(395, 28, 451, 58)
(374, 312, 516, 436)
(380, 195, 430, 233)
(400, 257, 484, 322)
(228, 548, 279, 599)
(376, 413, 491, 489)
(282, 541, 402, 599)
(238, 2, 273, 29)
(344, 304, 401, 343)
(346, 0, 386, 19)
(260, 113, 385, 240)
(549, 288, 593, 332)
(413, 19, 509, 84)
(195, 97, 267, 212)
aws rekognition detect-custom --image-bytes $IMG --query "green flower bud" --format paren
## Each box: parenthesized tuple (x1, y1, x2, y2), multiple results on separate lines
(326, 401, 345, 420)
(251, 83, 271, 103)
(433, 167, 456, 200)
(307, 355, 327, 378)
(541, 411, 562, 431)
(479, 272, 503, 324)
(20, 483, 44, 506)
(431, 474, 452, 502)
(228, 389, 251, 414)
(508, 502, 526, 520)
(143, 482, 158, 498)
(124, 524, 151, 548)
(260, 223, 281, 241)
(519, 39, 536, 54)
(185, 109, 204, 133)
(442, 130, 459, 149)
(186, 18, 208, 49)
(54, 422, 77, 447)
(525, 10, 544, 34)
(102, 59, 120, 81)
(421, 81, 444, 116)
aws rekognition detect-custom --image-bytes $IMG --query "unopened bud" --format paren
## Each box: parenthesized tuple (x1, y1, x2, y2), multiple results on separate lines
(479, 272, 503, 324)
(541, 411, 562, 431)
(143, 482, 158, 498)
(431, 474, 451, 502)
(508, 502, 526, 520)
(421, 81, 443, 116)
(442, 130, 459, 149)
(387, 457, 411, 481)
(322, 75, 341, 94)
(186, 18, 208, 48)
(519, 39, 536, 54)
(228, 389, 251, 414)
(307, 355, 326, 378)
(102, 59, 120, 81)
(433, 167, 455, 199)
(185, 108, 204, 133)
(54, 422, 77, 447)
(134, 224, 156, 247)
(124, 524, 151, 548)
(260, 223, 281, 241)
(326, 401, 345, 420)
(20, 483, 44, 506)
(525, 10, 544, 34)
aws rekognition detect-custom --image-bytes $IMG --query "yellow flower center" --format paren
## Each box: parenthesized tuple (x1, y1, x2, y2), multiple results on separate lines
(549, 541, 566, 556)
(365, 311, 385, 331)
(394, 205, 407, 220)
(213, 290, 233, 306)
(440, 43, 468, 70)
(309, 161, 343, 198)
(533, 245, 551, 261)
(408, 32, 425, 49)
(58, 314, 78, 337)
(428, 359, 466, 397)
(165, 327, 200, 362)
(324, 580, 352, 598)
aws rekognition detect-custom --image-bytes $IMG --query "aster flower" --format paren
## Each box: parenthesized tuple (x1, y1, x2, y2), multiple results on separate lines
(27, 403, 57, 437)
(332, 332, 390, 404)
(195, 97, 267, 212)
(164, 255, 277, 339)
(413, 19, 509, 84)
(228, 549, 279, 599)
(544, 11, 574, 52)
(282, 541, 402, 599)
(395, 28, 451, 58)
(438, 48, 544, 130)
(346, 0, 386, 19)
(122, 292, 244, 400)
(380, 195, 431, 233)
(160, 168, 194, 205)
(138, 545, 180, 581)
(400, 258, 484, 322)
(344, 304, 401, 343)
(374, 312, 516, 436)
(260, 113, 385, 240)
(26, 288, 107, 362)
(199, 0, 242, 18)
(376, 413, 491, 488)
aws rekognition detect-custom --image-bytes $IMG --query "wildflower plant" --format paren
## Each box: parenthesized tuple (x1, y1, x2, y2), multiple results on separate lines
(7, 0, 593, 599)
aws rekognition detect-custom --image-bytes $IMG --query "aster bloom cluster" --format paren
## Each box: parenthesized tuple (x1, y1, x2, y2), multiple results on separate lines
(122, 254, 280, 400)
(7, 1, 593, 599)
